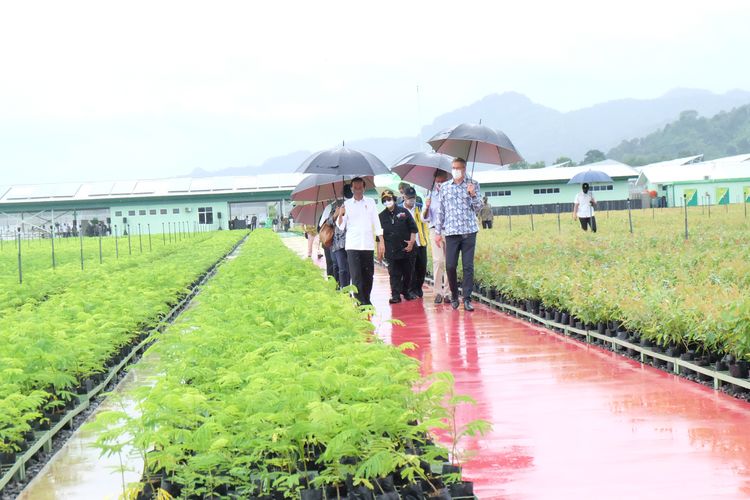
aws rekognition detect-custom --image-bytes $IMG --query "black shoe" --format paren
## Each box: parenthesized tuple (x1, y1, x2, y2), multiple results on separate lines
(464, 300, 475, 312)
(389, 297, 402, 304)
(451, 298, 460, 310)
(404, 292, 418, 301)
(434, 293, 443, 304)
(415, 289, 424, 298)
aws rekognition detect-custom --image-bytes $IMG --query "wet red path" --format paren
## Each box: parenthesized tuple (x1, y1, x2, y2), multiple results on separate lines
(369, 273, 750, 500)
(291, 241, 750, 499)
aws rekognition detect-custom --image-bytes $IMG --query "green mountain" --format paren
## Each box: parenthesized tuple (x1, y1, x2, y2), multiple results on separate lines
(607, 105, 750, 166)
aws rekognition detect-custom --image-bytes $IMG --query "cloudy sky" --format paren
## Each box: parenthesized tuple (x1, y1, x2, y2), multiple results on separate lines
(1, 0, 748, 185)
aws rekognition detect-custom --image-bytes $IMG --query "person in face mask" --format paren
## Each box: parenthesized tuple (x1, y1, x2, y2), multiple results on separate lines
(572, 182, 598, 232)
(434, 158, 483, 311)
(378, 189, 418, 304)
(423, 170, 450, 304)
(402, 186, 430, 298)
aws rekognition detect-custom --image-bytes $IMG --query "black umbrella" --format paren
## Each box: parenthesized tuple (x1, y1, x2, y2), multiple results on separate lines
(296, 146, 390, 176)
(291, 174, 375, 202)
(391, 151, 454, 190)
(427, 123, 523, 177)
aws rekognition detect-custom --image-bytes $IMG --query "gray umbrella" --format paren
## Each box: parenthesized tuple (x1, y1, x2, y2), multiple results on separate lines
(567, 170, 613, 184)
(291, 174, 375, 202)
(296, 146, 390, 176)
(427, 123, 523, 175)
(391, 151, 454, 190)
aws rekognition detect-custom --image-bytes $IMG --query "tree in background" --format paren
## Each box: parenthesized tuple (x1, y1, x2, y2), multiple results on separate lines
(553, 156, 577, 167)
(509, 160, 546, 170)
(581, 149, 606, 165)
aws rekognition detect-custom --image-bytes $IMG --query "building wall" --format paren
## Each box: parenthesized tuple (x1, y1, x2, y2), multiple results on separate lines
(663, 179, 750, 207)
(0, 191, 292, 234)
(480, 179, 631, 209)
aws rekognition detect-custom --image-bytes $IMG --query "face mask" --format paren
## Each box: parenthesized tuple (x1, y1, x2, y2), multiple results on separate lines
(452, 169, 464, 179)
(582, 186, 589, 193)
(384, 200, 394, 208)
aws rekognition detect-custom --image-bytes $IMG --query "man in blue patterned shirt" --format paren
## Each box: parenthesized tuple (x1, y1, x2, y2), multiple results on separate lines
(434, 157, 482, 311)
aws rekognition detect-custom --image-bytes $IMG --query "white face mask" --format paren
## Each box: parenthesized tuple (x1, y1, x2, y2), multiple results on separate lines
(452, 168, 464, 179)
(384, 200, 394, 208)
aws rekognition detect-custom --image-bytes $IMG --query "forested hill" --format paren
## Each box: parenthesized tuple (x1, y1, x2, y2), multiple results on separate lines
(607, 105, 750, 165)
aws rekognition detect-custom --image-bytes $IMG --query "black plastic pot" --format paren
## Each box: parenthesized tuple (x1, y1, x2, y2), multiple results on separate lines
(442, 464, 460, 475)
(399, 482, 423, 500)
(300, 488, 323, 500)
(597, 323, 606, 335)
(729, 361, 749, 379)
(560, 313, 569, 325)
(715, 360, 728, 371)
(426, 487, 451, 500)
(448, 481, 474, 498)
(375, 492, 399, 500)
(0, 451, 16, 465)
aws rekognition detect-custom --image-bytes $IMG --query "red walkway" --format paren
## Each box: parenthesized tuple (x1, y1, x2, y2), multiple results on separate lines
(291, 241, 750, 500)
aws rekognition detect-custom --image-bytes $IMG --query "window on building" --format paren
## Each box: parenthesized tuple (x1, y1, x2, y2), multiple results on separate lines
(149, 209, 157, 215)
(534, 187, 559, 195)
(128, 210, 136, 216)
(115, 211, 122, 217)
(198, 207, 213, 224)
(160, 209, 167, 215)
(591, 184, 614, 191)
(139, 209, 146, 216)
(173, 208, 180, 214)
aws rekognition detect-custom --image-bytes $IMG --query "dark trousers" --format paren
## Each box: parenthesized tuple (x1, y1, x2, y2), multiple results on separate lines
(409, 246, 427, 295)
(388, 257, 413, 299)
(445, 232, 477, 302)
(347, 249, 374, 306)
(323, 246, 335, 280)
(333, 249, 350, 288)
(482, 219, 493, 229)
(579, 216, 597, 233)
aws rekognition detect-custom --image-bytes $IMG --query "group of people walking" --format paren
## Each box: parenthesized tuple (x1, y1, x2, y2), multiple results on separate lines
(321, 157, 485, 311)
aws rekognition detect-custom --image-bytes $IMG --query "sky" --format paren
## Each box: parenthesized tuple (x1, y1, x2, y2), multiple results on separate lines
(1, 0, 749, 185)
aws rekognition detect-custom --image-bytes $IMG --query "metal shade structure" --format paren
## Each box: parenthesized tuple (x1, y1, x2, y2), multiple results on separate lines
(391, 151, 454, 189)
(290, 201, 329, 226)
(427, 123, 523, 167)
(296, 146, 390, 176)
(567, 170, 614, 184)
(291, 174, 375, 202)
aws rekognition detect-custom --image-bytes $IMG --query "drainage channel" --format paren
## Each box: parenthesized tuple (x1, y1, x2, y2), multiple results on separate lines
(0, 234, 248, 500)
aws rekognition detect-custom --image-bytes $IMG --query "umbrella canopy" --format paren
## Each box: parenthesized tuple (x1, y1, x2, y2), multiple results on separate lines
(567, 170, 613, 184)
(290, 201, 329, 226)
(296, 146, 390, 176)
(291, 174, 375, 202)
(391, 151, 454, 189)
(427, 123, 523, 166)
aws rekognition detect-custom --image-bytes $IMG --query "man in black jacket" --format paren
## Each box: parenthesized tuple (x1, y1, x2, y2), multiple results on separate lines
(378, 189, 418, 304)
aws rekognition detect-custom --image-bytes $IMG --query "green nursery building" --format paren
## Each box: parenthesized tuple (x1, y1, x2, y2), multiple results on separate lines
(0, 174, 304, 236)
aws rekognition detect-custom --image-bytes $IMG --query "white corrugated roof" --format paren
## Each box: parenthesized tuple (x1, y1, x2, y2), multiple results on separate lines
(633, 155, 704, 171)
(0, 174, 306, 204)
(474, 159, 638, 184)
(638, 160, 750, 185)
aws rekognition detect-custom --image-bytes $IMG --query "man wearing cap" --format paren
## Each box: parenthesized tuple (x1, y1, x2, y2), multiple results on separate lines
(434, 157, 482, 311)
(336, 177, 385, 306)
(573, 182, 597, 232)
(402, 186, 429, 298)
(378, 189, 418, 304)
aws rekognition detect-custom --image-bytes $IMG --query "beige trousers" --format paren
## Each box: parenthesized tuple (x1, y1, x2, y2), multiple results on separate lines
(429, 231, 448, 294)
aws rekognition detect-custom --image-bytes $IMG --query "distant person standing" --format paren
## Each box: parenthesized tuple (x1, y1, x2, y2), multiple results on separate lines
(402, 186, 429, 298)
(423, 170, 449, 304)
(250, 215, 257, 230)
(479, 197, 493, 229)
(434, 157, 482, 312)
(573, 182, 597, 232)
(336, 177, 385, 306)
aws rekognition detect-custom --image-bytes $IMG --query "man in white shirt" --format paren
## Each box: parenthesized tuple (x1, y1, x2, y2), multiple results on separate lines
(336, 177, 385, 306)
(572, 182, 597, 232)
